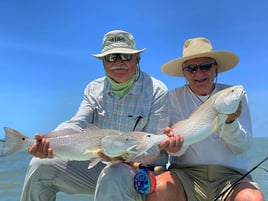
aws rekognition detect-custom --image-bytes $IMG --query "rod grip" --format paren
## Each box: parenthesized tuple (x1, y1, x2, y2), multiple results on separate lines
(130, 162, 165, 174)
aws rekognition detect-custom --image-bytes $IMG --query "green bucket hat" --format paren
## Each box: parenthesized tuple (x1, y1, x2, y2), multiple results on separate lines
(93, 30, 146, 59)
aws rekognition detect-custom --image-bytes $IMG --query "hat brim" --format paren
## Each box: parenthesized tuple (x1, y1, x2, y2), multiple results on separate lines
(161, 51, 239, 77)
(93, 48, 146, 59)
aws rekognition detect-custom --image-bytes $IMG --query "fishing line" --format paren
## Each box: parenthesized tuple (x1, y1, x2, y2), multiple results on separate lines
(213, 156, 268, 201)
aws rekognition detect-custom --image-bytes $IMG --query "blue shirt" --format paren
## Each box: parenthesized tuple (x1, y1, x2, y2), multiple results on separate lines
(57, 71, 169, 133)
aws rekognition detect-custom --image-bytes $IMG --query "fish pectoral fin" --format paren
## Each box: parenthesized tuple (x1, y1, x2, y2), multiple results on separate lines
(126, 144, 138, 153)
(211, 114, 227, 133)
(134, 140, 150, 152)
(133, 141, 155, 158)
(83, 148, 101, 155)
(218, 126, 225, 138)
(212, 114, 228, 137)
(88, 158, 102, 169)
(211, 115, 220, 133)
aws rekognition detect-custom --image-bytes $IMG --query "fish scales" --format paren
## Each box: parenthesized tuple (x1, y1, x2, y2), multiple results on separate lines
(0, 127, 126, 162)
(172, 95, 220, 146)
(171, 85, 245, 155)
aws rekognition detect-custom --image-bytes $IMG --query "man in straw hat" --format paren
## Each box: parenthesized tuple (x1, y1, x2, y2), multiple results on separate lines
(147, 37, 264, 201)
(20, 30, 169, 201)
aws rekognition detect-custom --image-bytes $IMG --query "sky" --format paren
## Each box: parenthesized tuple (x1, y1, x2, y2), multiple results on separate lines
(0, 0, 267, 138)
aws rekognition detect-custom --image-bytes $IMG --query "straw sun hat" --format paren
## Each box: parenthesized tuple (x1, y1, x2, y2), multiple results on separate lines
(93, 30, 146, 58)
(161, 37, 239, 76)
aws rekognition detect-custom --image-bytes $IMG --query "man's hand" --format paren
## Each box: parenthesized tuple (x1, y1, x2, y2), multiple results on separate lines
(159, 127, 184, 154)
(28, 134, 54, 159)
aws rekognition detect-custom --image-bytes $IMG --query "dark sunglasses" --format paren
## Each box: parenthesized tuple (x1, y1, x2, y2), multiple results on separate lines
(182, 62, 216, 73)
(104, 53, 133, 62)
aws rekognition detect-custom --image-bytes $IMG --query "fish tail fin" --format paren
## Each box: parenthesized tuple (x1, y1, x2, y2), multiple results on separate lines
(0, 127, 31, 156)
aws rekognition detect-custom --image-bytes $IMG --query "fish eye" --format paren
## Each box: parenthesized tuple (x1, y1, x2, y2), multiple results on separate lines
(22, 137, 25, 141)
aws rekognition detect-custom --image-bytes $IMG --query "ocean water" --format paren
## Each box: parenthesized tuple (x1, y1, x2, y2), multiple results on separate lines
(0, 138, 267, 201)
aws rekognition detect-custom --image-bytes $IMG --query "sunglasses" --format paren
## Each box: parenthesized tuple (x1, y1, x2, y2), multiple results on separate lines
(104, 54, 133, 62)
(182, 62, 216, 73)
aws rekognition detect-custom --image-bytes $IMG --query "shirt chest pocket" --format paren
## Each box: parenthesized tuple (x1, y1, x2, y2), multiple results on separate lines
(127, 114, 148, 131)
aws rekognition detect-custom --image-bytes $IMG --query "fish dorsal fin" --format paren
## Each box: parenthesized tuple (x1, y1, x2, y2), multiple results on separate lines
(218, 124, 225, 138)
(45, 129, 77, 138)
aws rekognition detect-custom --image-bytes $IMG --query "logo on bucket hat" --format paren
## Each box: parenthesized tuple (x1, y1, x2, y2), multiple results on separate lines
(93, 30, 146, 59)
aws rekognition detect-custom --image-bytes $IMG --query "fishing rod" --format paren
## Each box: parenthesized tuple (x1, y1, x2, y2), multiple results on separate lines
(213, 156, 268, 201)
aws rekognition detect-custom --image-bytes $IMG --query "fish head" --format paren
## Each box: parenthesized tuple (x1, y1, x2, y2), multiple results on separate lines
(128, 132, 169, 150)
(214, 85, 245, 114)
(101, 134, 138, 158)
